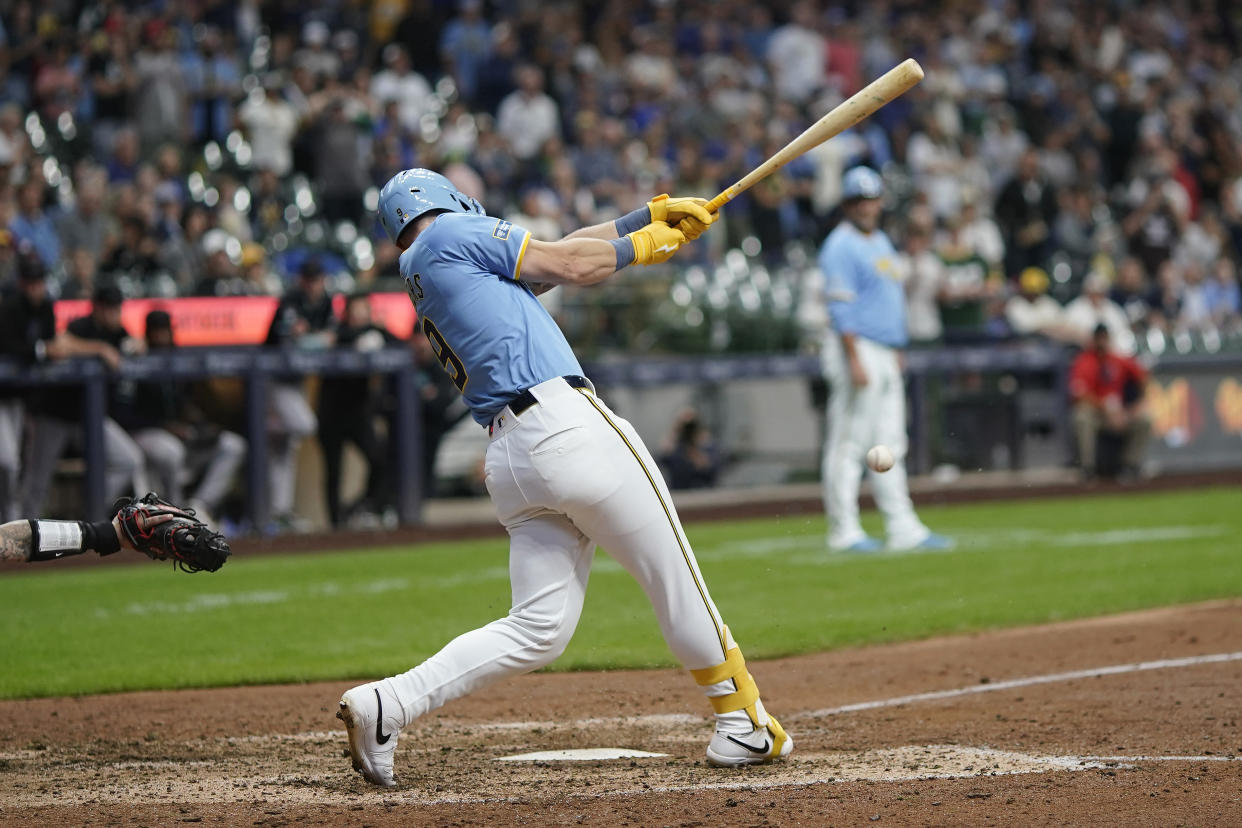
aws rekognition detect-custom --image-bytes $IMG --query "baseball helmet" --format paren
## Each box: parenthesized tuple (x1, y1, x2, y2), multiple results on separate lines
(841, 166, 884, 201)
(377, 168, 484, 244)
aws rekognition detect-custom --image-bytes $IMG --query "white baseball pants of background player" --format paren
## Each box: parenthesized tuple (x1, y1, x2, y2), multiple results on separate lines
(378, 376, 776, 733)
(821, 332, 929, 549)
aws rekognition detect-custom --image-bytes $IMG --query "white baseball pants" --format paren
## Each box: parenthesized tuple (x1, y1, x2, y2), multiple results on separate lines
(821, 333, 928, 549)
(267, 383, 316, 517)
(382, 376, 740, 727)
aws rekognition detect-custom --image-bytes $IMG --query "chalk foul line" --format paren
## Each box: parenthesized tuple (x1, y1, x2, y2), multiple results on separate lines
(799, 650, 1242, 719)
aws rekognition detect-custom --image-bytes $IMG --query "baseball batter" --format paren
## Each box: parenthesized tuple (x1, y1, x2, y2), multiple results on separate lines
(820, 166, 952, 552)
(337, 169, 792, 786)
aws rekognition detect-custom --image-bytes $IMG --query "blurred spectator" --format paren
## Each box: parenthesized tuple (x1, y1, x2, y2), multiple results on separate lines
(371, 45, 435, 135)
(1109, 256, 1151, 330)
(105, 127, 141, 184)
(1178, 262, 1214, 334)
(183, 26, 242, 146)
(264, 258, 335, 530)
(0, 249, 63, 519)
(99, 215, 160, 287)
(9, 178, 59, 270)
(1005, 267, 1071, 341)
(32, 36, 82, 123)
(61, 248, 98, 301)
(900, 220, 946, 343)
(238, 78, 298, 177)
(907, 116, 964, 220)
(57, 167, 116, 263)
(659, 408, 721, 490)
(294, 21, 341, 83)
(0, 104, 31, 171)
(474, 22, 520, 115)
(1053, 185, 1109, 280)
(1122, 144, 1190, 276)
(85, 30, 136, 157)
(766, 2, 825, 104)
(21, 282, 142, 517)
(1069, 324, 1151, 481)
(248, 167, 287, 240)
(309, 93, 371, 223)
(994, 149, 1057, 278)
(497, 65, 559, 163)
(318, 294, 396, 528)
(1205, 258, 1241, 332)
(511, 187, 561, 241)
(239, 243, 283, 296)
(158, 203, 210, 294)
(132, 24, 187, 154)
(957, 197, 1005, 273)
(1065, 271, 1136, 353)
(1144, 260, 1184, 333)
(935, 211, 1002, 339)
(193, 229, 246, 297)
(440, 0, 491, 105)
(213, 175, 252, 243)
(117, 310, 246, 526)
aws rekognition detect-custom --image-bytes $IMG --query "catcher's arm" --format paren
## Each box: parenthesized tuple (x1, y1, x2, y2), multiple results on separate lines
(6, 494, 230, 573)
(0, 520, 39, 562)
(1, 515, 133, 563)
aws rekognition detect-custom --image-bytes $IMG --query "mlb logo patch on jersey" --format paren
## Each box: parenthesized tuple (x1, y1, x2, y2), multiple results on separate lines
(492, 219, 513, 240)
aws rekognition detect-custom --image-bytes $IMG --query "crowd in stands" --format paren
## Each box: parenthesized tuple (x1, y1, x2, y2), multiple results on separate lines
(2, 1, 1242, 522)
(0, 0, 1238, 356)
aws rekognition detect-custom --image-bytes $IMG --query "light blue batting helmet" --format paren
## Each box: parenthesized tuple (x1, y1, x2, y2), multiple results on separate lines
(377, 168, 484, 244)
(841, 166, 883, 201)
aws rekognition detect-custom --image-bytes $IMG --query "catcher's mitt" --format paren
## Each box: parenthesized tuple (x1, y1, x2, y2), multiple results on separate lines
(115, 493, 231, 573)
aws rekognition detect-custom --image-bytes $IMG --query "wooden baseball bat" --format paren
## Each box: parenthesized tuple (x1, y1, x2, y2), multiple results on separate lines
(705, 58, 925, 213)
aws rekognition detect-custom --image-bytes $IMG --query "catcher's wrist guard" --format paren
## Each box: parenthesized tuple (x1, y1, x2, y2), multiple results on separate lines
(27, 519, 120, 562)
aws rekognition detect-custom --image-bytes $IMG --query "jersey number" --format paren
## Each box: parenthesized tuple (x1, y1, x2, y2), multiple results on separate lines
(422, 317, 467, 392)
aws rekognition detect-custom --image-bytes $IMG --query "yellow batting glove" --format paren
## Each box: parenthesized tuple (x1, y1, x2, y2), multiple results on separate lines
(628, 220, 688, 265)
(647, 194, 714, 241)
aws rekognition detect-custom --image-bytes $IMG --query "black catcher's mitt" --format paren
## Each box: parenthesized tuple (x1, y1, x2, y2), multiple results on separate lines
(115, 493, 231, 573)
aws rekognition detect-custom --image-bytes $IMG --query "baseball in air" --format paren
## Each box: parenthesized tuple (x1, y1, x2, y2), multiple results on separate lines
(866, 444, 895, 473)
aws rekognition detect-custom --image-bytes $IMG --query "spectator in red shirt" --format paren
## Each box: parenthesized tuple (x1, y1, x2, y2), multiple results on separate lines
(1069, 324, 1152, 480)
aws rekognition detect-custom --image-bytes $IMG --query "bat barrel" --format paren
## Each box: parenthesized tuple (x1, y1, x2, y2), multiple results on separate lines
(706, 58, 924, 213)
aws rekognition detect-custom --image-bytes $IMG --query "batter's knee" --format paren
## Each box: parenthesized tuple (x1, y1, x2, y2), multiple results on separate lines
(506, 609, 576, 668)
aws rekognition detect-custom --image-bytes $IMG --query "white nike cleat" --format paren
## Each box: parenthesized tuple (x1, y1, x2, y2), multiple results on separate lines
(705, 716, 794, 768)
(337, 682, 402, 786)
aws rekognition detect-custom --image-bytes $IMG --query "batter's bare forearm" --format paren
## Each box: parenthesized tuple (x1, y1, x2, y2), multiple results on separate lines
(521, 237, 620, 286)
(0, 520, 32, 562)
(562, 220, 620, 242)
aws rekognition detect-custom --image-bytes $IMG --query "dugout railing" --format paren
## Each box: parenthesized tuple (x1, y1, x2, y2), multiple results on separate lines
(2, 343, 1238, 527)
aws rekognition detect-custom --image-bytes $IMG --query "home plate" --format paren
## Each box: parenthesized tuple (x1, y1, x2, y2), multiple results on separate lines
(497, 748, 669, 762)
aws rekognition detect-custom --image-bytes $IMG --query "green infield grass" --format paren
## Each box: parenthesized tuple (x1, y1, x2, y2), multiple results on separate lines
(1, 486, 1239, 699)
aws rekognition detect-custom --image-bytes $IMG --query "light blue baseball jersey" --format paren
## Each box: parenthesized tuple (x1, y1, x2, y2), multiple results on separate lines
(399, 212, 583, 425)
(819, 221, 908, 348)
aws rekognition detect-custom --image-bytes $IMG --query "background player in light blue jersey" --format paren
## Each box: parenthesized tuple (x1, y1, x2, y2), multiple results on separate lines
(337, 169, 794, 786)
(819, 166, 953, 553)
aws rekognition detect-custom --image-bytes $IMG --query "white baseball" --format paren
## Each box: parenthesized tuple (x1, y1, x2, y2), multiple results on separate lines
(866, 444, 894, 473)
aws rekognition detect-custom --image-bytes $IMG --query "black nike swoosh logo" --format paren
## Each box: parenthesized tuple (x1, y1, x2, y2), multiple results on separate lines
(374, 689, 391, 745)
(725, 733, 770, 754)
